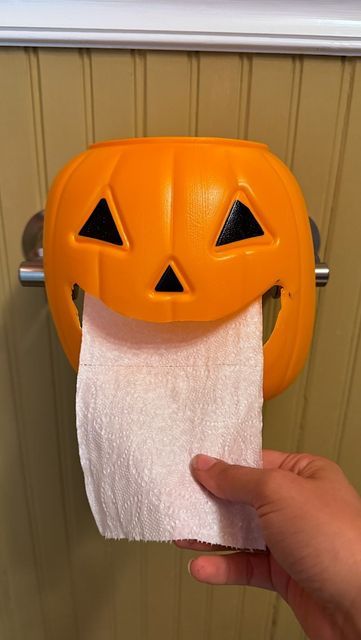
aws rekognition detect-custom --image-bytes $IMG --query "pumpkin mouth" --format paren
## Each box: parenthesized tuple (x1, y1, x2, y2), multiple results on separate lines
(72, 283, 281, 345)
(155, 265, 184, 293)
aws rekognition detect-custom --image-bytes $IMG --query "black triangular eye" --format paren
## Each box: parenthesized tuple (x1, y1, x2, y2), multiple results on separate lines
(216, 200, 264, 246)
(79, 198, 123, 246)
(155, 265, 184, 292)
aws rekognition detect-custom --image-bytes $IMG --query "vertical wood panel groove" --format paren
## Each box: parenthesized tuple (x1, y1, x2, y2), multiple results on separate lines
(28, 48, 49, 200)
(202, 586, 213, 640)
(234, 54, 243, 139)
(243, 54, 253, 138)
(188, 53, 199, 136)
(238, 54, 252, 138)
(140, 545, 149, 640)
(268, 594, 280, 640)
(81, 49, 95, 146)
(333, 282, 361, 459)
(194, 53, 201, 135)
(322, 60, 356, 258)
(91, 49, 136, 140)
(27, 49, 47, 204)
(106, 543, 117, 640)
(317, 59, 351, 236)
(173, 552, 182, 640)
(134, 51, 146, 137)
(231, 589, 245, 639)
(285, 56, 303, 168)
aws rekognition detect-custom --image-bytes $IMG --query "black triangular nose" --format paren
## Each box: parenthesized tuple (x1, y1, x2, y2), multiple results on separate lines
(155, 265, 184, 293)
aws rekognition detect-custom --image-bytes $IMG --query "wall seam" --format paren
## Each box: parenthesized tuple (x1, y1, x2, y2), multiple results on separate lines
(194, 52, 201, 135)
(285, 55, 303, 169)
(188, 52, 199, 136)
(134, 51, 146, 137)
(81, 49, 95, 145)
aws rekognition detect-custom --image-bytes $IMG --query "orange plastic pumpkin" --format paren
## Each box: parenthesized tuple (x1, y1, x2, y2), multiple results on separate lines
(44, 137, 315, 399)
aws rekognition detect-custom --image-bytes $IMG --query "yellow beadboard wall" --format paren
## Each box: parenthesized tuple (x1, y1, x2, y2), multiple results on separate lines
(1, 47, 361, 640)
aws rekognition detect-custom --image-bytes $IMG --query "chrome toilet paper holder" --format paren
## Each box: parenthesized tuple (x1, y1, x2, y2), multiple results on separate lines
(18, 211, 45, 286)
(18, 210, 330, 288)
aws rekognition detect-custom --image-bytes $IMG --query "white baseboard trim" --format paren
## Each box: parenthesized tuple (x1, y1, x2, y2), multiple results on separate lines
(2, 1, 361, 55)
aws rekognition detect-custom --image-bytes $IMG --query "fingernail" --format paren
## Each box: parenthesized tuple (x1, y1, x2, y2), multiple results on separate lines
(187, 559, 193, 576)
(191, 454, 219, 471)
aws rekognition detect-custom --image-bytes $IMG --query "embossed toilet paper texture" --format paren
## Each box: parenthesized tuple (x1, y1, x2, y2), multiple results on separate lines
(76, 293, 265, 549)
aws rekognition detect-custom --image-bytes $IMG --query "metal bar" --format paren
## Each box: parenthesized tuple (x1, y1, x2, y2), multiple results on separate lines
(18, 261, 330, 287)
(315, 262, 330, 287)
(18, 212, 330, 287)
(18, 260, 45, 286)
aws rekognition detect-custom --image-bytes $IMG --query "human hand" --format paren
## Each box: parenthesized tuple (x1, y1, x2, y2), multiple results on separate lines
(176, 451, 361, 640)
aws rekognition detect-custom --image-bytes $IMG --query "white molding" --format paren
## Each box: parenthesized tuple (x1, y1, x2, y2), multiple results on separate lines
(1, 1, 361, 55)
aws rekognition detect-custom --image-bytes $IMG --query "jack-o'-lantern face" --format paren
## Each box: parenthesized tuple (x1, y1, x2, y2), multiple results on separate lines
(44, 137, 315, 398)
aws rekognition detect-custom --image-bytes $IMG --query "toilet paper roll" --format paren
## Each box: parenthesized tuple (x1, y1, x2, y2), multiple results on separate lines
(76, 293, 265, 549)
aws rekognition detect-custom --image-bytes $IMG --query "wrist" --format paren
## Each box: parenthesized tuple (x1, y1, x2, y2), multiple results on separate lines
(334, 578, 361, 639)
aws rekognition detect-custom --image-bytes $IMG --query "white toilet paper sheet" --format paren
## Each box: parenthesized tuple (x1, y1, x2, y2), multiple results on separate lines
(76, 293, 265, 549)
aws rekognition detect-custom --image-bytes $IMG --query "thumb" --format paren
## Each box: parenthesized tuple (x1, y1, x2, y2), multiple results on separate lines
(191, 454, 282, 508)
